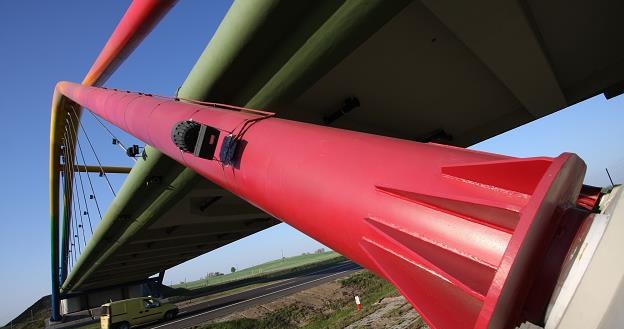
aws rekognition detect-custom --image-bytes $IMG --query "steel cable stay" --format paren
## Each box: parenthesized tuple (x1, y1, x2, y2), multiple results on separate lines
(75, 138, 104, 224)
(71, 185, 81, 258)
(60, 132, 76, 269)
(64, 123, 86, 253)
(69, 108, 105, 223)
(57, 104, 130, 286)
(71, 170, 88, 250)
(63, 128, 82, 259)
(70, 106, 117, 197)
(71, 197, 80, 260)
(60, 170, 74, 271)
(63, 139, 77, 271)
(87, 110, 136, 163)
(57, 104, 139, 280)
(68, 249, 72, 272)
(65, 119, 89, 248)
(75, 165, 94, 236)
(65, 115, 95, 235)
(61, 171, 72, 274)
(68, 230, 73, 271)
(66, 170, 77, 267)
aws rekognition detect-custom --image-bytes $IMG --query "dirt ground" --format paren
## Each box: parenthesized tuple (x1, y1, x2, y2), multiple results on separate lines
(345, 296, 425, 329)
(215, 280, 348, 324)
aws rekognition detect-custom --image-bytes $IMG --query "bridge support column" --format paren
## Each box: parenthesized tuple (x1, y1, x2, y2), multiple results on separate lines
(50, 191, 61, 322)
(153, 270, 166, 298)
(60, 280, 156, 315)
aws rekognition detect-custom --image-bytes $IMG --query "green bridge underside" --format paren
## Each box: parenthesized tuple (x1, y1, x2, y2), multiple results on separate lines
(62, 0, 624, 293)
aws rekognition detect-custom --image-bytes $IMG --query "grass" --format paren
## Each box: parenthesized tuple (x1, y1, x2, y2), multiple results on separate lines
(193, 304, 309, 329)
(1, 296, 50, 329)
(173, 251, 341, 290)
(175, 280, 285, 306)
(166, 251, 346, 308)
(165, 251, 346, 306)
(190, 318, 259, 329)
(197, 270, 402, 329)
(302, 271, 399, 329)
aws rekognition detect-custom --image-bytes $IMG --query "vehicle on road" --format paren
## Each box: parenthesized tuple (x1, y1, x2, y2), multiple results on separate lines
(100, 297, 178, 329)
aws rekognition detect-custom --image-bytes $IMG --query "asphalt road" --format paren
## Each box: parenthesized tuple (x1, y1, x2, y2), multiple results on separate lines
(142, 261, 361, 329)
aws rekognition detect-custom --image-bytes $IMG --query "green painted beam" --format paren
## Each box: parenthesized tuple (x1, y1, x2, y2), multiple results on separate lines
(179, 0, 307, 102)
(229, 1, 343, 105)
(246, 0, 412, 108)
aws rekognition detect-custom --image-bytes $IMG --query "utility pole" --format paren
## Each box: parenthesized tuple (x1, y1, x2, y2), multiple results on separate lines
(606, 168, 615, 186)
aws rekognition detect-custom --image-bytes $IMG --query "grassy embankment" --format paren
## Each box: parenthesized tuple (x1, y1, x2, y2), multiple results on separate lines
(165, 251, 346, 304)
(196, 270, 428, 329)
(0, 296, 50, 329)
(172, 251, 341, 291)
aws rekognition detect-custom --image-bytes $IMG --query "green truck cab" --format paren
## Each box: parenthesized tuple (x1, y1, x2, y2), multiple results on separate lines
(100, 297, 178, 329)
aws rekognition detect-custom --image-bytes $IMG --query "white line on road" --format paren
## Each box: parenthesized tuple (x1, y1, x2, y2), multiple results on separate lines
(150, 267, 355, 329)
(299, 261, 354, 277)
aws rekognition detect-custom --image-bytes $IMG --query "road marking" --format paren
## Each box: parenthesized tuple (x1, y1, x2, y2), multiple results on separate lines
(150, 267, 355, 328)
(300, 261, 354, 277)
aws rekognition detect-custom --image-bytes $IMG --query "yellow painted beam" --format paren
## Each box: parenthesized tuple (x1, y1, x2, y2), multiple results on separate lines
(57, 164, 132, 174)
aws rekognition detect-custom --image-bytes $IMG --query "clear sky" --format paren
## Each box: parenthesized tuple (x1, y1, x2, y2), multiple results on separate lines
(0, 0, 622, 325)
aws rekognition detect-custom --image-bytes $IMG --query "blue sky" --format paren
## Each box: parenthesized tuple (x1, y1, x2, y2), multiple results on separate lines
(0, 0, 622, 325)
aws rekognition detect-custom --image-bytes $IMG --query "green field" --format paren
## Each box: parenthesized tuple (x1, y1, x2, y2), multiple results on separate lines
(173, 251, 341, 290)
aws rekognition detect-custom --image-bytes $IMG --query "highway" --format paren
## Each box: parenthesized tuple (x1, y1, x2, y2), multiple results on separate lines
(143, 261, 361, 329)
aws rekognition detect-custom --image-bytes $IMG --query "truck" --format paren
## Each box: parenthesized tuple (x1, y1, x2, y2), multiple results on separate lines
(100, 297, 178, 329)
